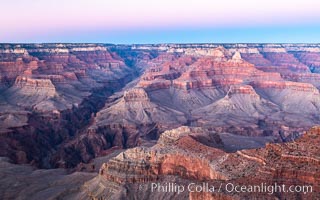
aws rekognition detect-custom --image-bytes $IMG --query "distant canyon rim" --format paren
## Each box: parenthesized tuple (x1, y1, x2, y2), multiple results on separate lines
(0, 43, 319, 200)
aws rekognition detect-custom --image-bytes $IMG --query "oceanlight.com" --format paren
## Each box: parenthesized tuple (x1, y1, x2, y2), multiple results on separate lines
(144, 182, 313, 195)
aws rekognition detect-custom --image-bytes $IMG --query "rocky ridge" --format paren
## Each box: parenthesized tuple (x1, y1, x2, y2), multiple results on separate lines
(89, 44, 320, 148)
(78, 126, 320, 200)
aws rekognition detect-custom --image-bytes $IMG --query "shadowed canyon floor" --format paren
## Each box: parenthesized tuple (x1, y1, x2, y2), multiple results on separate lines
(0, 43, 320, 199)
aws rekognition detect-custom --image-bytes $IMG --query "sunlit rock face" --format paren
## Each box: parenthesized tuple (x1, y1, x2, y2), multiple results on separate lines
(78, 126, 320, 200)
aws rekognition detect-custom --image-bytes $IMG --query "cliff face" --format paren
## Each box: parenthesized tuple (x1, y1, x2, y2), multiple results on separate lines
(0, 44, 138, 167)
(79, 126, 320, 200)
(0, 126, 318, 200)
(89, 44, 320, 147)
(1, 43, 320, 169)
(1, 43, 320, 199)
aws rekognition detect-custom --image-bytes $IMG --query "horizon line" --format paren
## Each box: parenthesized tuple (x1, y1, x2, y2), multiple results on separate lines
(2, 42, 320, 45)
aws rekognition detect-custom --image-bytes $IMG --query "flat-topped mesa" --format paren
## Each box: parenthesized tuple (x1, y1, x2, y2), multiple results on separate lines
(173, 79, 213, 90)
(141, 65, 180, 81)
(227, 85, 259, 97)
(172, 68, 212, 89)
(12, 76, 57, 97)
(123, 87, 150, 102)
(99, 62, 122, 70)
(172, 75, 248, 90)
(252, 80, 319, 93)
(33, 75, 66, 83)
(203, 46, 228, 59)
(138, 79, 171, 90)
(171, 46, 230, 59)
(14, 76, 56, 90)
(32, 72, 78, 83)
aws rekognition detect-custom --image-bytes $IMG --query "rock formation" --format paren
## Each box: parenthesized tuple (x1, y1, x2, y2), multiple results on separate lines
(89, 44, 320, 147)
(0, 44, 137, 167)
(0, 43, 320, 200)
(78, 126, 320, 200)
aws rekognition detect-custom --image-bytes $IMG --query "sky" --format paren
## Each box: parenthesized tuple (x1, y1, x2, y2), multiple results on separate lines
(1, 0, 320, 43)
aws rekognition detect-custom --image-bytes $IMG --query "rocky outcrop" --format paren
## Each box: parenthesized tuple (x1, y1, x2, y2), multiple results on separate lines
(123, 88, 149, 102)
(80, 126, 320, 200)
(13, 76, 56, 95)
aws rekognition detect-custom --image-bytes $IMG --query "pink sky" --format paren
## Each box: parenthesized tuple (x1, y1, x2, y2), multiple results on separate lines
(1, 0, 320, 42)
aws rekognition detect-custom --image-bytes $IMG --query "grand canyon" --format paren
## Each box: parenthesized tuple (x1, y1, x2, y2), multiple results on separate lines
(0, 43, 319, 199)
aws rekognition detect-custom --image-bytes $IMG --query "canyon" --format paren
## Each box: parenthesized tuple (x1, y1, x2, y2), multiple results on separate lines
(77, 126, 320, 200)
(0, 43, 320, 199)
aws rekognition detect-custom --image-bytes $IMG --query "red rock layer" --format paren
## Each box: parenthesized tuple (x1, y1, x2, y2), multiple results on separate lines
(251, 80, 318, 93)
(83, 126, 320, 200)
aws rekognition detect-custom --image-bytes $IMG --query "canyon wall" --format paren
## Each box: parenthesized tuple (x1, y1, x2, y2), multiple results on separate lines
(79, 126, 320, 200)
(1, 43, 320, 169)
